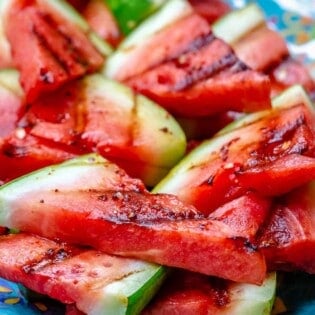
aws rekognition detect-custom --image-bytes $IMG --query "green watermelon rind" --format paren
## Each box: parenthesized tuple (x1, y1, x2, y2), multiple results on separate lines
(224, 272, 276, 315)
(0, 68, 23, 97)
(104, 0, 193, 79)
(77, 263, 168, 315)
(0, 154, 169, 314)
(81, 74, 186, 186)
(212, 3, 266, 45)
(154, 85, 313, 193)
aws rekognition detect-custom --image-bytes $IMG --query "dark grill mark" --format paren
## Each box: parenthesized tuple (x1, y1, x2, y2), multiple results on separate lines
(231, 236, 258, 253)
(245, 111, 309, 169)
(2, 143, 28, 158)
(219, 137, 240, 162)
(177, 32, 216, 57)
(32, 11, 89, 77)
(93, 190, 203, 223)
(22, 248, 71, 274)
(173, 52, 239, 91)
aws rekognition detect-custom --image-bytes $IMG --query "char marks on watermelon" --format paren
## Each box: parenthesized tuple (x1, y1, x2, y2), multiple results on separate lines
(106, 8, 271, 117)
(155, 100, 315, 214)
(0, 155, 268, 284)
(5, 0, 104, 101)
(0, 233, 161, 314)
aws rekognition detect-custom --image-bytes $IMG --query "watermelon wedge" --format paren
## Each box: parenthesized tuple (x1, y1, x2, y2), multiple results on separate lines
(154, 85, 315, 213)
(213, 3, 315, 99)
(259, 181, 315, 273)
(143, 270, 276, 315)
(0, 154, 267, 284)
(0, 233, 167, 315)
(18, 73, 186, 186)
(4, 0, 109, 101)
(104, 0, 271, 118)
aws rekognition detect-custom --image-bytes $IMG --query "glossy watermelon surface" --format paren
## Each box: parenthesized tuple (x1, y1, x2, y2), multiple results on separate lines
(5, 0, 105, 101)
(0, 155, 267, 284)
(0, 233, 166, 315)
(155, 100, 315, 214)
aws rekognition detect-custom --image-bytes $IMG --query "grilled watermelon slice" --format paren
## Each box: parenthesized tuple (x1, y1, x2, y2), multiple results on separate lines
(143, 270, 276, 315)
(154, 85, 315, 214)
(0, 233, 167, 315)
(213, 3, 315, 99)
(104, 0, 271, 118)
(259, 180, 315, 273)
(0, 154, 267, 284)
(19, 73, 186, 186)
(4, 0, 110, 101)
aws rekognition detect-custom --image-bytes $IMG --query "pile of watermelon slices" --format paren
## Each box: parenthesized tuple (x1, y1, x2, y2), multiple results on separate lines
(0, 0, 314, 314)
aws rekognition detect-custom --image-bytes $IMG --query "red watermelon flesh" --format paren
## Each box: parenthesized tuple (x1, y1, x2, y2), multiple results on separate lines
(5, 0, 104, 102)
(0, 155, 267, 284)
(128, 62, 271, 117)
(233, 26, 289, 72)
(155, 102, 315, 214)
(0, 84, 25, 138)
(143, 270, 230, 315)
(6, 190, 266, 284)
(189, 0, 231, 24)
(258, 181, 315, 273)
(0, 233, 163, 314)
(0, 133, 80, 183)
(269, 57, 315, 101)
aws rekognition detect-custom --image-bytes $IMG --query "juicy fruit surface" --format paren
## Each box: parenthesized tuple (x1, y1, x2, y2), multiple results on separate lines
(5, 73, 186, 186)
(143, 270, 276, 315)
(0, 233, 166, 315)
(259, 181, 315, 273)
(155, 102, 315, 213)
(106, 0, 271, 117)
(0, 155, 267, 284)
(5, 0, 104, 101)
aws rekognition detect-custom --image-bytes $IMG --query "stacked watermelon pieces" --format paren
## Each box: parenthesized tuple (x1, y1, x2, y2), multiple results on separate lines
(0, 0, 315, 314)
